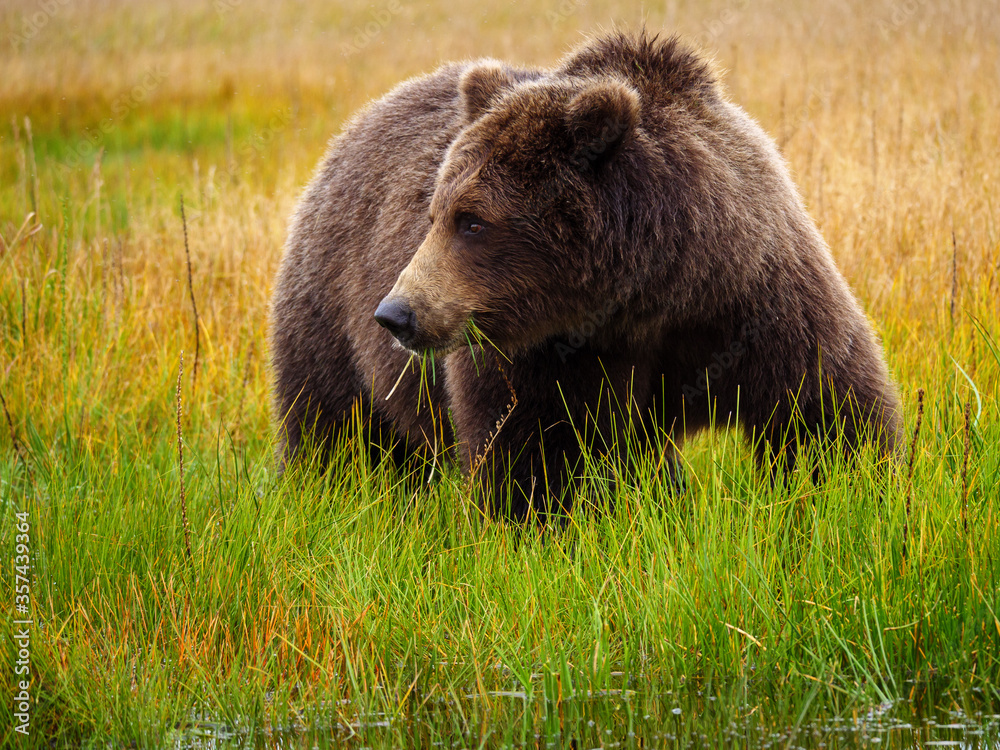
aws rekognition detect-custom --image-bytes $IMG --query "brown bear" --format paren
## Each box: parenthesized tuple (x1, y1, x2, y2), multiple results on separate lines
(270, 30, 901, 518)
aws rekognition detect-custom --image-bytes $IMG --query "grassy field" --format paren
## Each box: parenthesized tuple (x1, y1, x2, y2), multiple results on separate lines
(2, 0, 999, 746)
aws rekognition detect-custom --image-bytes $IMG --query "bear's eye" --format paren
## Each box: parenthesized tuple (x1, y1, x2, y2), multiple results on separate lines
(457, 213, 486, 237)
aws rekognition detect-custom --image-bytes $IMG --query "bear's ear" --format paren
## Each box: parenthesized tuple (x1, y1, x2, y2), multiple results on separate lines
(563, 79, 640, 170)
(459, 62, 517, 123)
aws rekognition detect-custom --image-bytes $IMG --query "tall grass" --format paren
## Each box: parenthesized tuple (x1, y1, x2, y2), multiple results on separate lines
(1, 0, 998, 745)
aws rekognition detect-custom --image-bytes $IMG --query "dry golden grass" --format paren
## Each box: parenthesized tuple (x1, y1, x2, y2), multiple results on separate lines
(2, 0, 997, 442)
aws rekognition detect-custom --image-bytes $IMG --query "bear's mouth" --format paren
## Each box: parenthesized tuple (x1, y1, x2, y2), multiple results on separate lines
(389, 333, 466, 357)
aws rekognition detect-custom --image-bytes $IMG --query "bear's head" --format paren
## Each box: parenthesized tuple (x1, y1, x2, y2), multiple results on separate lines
(374, 62, 644, 355)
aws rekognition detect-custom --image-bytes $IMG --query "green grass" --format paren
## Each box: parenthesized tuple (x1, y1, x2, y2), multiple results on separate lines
(3, 329, 998, 744)
(2, 0, 1000, 745)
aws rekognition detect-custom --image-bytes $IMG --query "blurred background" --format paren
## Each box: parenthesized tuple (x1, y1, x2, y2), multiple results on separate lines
(2, 0, 998, 468)
(1, 0, 997, 478)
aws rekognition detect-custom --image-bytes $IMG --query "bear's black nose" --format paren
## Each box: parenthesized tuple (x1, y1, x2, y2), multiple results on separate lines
(374, 296, 417, 343)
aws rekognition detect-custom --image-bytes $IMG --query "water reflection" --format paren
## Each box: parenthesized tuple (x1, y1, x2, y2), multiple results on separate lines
(170, 681, 999, 748)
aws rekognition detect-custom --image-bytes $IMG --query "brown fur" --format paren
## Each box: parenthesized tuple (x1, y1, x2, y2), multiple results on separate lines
(270, 31, 901, 518)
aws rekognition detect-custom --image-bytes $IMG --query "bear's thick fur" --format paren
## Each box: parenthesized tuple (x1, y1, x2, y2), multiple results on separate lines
(270, 31, 901, 518)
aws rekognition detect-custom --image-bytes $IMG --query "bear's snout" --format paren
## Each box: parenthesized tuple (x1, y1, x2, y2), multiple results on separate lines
(374, 296, 417, 346)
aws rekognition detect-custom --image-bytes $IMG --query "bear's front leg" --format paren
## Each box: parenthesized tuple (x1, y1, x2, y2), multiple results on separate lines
(444, 344, 655, 520)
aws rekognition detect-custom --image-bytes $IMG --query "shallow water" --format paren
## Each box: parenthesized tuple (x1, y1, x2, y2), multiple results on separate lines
(170, 682, 1000, 749)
